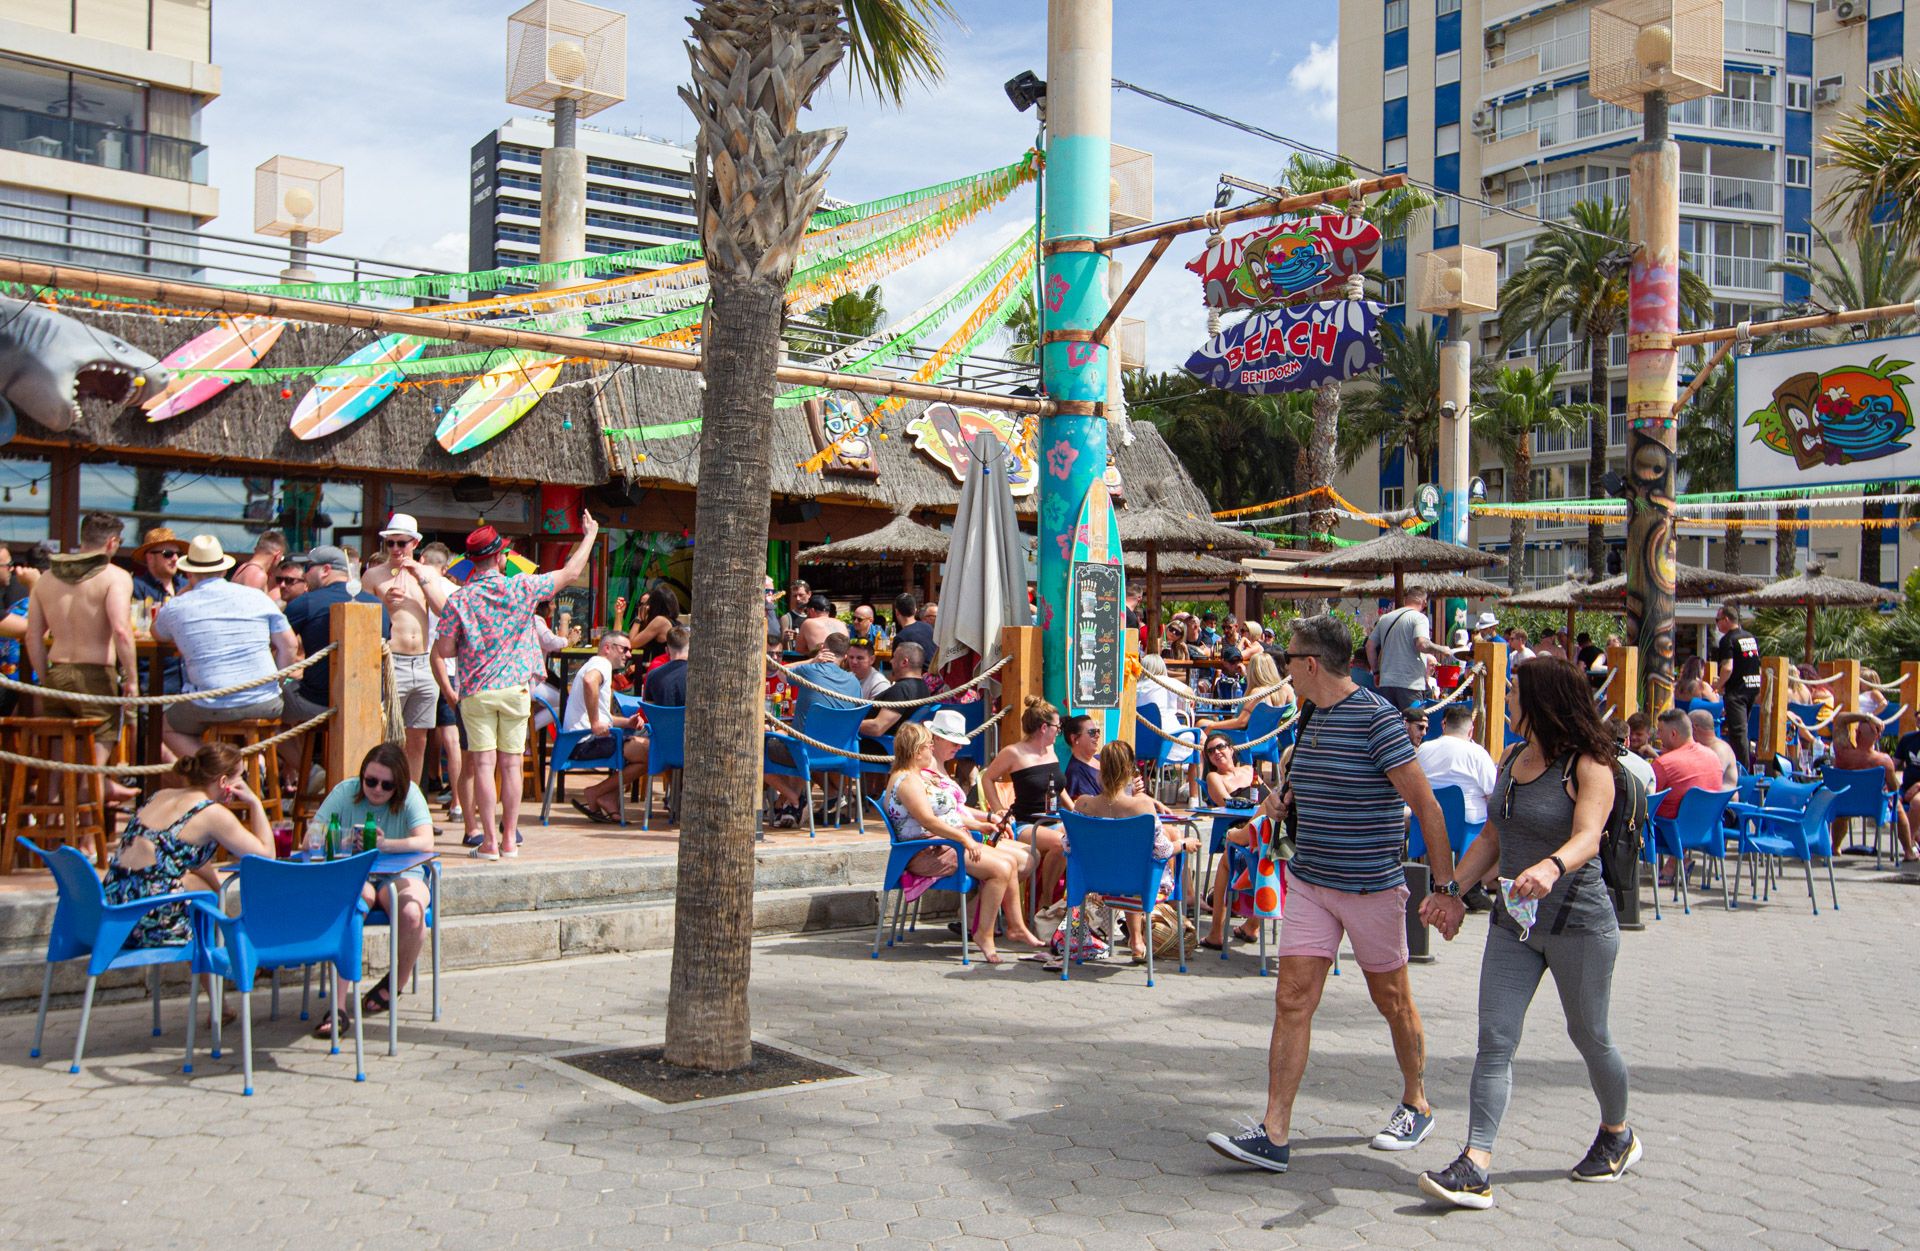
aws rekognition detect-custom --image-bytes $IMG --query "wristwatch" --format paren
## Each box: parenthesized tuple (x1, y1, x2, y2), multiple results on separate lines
(1434, 879, 1462, 898)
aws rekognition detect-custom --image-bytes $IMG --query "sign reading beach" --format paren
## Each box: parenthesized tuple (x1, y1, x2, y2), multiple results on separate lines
(1736, 333, 1920, 490)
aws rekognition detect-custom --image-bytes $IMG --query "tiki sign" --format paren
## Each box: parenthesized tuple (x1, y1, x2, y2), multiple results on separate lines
(803, 392, 880, 479)
(1735, 333, 1920, 490)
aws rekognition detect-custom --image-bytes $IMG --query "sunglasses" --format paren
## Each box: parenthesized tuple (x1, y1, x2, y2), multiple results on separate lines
(152, 551, 181, 561)
(361, 773, 395, 792)
(1277, 650, 1324, 666)
(275, 575, 303, 586)
(383, 538, 414, 549)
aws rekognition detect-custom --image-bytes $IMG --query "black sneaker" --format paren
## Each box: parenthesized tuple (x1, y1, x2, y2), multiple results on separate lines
(1371, 1102, 1435, 1151)
(1418, 1152, 1493, 1209)
(1205, 1119, 1290, 1173)
(1571, 1127, 1641, 1182)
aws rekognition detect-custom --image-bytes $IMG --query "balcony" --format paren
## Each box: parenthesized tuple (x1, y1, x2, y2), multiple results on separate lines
(0, 104, 206, 184)
(1688, 253, 1779, 293)
(1496, 102, 1638, 153)
(1679, 173, 1776, 214)
(1491, 175, 1630, 222)
(1674, 96, 1777, 136)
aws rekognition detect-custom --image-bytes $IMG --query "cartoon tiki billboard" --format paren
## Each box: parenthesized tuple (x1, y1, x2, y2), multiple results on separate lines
(1735, 334, 1920, 489)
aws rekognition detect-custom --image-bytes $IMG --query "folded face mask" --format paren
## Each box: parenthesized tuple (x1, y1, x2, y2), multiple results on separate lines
(1498, 877, 1539, 941)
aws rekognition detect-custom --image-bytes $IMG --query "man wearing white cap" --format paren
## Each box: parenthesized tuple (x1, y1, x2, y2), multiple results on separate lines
(362, 513, 454, 784)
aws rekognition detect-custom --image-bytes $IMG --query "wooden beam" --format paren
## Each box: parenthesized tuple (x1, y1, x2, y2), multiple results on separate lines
(1674, 301, 1920, 348)
(0, 258, 1057, 418)
(1472, 640, 1508, 758)
(1089, 235, 1172, 349)
(327, 601, 386, 791)
(1085, 174, 1408, 253)
(1670, 337, 1736, 418)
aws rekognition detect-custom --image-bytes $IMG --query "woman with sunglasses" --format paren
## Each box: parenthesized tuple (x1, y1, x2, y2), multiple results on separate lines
(627, 584, 682, 671)
(308, 743, 434, 1038)
(980, 696, 1073, 902)
(1415, 657, 1635, 1210)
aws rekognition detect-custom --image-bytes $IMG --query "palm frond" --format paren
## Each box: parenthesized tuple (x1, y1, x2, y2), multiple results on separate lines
(840, 0, 962, 103)
(1821, 66, 1920, 250)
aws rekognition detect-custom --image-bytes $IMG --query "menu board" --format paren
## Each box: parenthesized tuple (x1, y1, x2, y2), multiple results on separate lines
(1069, 560, 1125, 710)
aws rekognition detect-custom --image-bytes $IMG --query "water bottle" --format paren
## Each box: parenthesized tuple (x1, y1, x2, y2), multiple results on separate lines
(362, 814, 380, 855)
(324, 814, 340, 862)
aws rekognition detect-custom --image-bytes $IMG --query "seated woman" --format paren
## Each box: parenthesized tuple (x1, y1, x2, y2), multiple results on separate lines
(1860, 669, 1889, 719)
(883, 720, 1044, 963)
(1135, 654, 1199, 798)
(1202, 782, 1286, 951)
(103, 743, 275, 949)
(1199, 651, 1293, 737)
(979, 696, 1071, 899)
(1202, 734, 1265, 808)
(1674, 656, 1709, 705)
(1074, 739, 1198, 962)
(310, 743, 435, 1037)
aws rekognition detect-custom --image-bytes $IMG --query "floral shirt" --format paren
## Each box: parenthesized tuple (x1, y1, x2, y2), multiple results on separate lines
(438, 570, 559, 699)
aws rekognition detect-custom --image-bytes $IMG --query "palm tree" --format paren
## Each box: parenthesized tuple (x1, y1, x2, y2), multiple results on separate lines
(1499, 198, 1712, 576)
(786, 282, 887, 358)
(1674, 356, 1749, 575)
(1772, 223, 1920, 584)
(1822, 65, 1920, 251)
(1338, 319, 1445, 487)
(1474, 364, 1588, 589)
(668, 0, 955, 1075)
(1126, 371, 1302, 513)
(997, 288, 1040, 364)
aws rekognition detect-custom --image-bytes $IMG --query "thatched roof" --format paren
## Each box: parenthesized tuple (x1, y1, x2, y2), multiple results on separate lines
(1292, 528, 1507, 577)
(1501, 574, 1591, 608)
(1114, 506, 1268, 555)
(1575, 563, 1766, 606)
(1724, 563, 1902, 609)
(1345, 571, 1509, 599)
(1126, 550, 1244, 578)
(800, 512, 950, 564)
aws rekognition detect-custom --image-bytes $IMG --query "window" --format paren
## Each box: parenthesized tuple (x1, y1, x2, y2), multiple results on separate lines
(1434, 196, 1460, 229)
(1788, 0, 1815, 31)
(1435, 122, 1460, 156)
(1437, 0, 1461, 13)
(1786, 155, 1810, 186)
(1385, 0, 1409, 32)
(1385, 66, 1409, 100)
(1724, 0, 1782, 54)
(1381, 487, 1405, 513)
(0, 54, 204, 183)
(1785, 231, 1811, 260)
(1528, 463, 1588, 500)
(1482, 468, 1504, 501)
(1871, 0, 1903, 15)
(1786, 77, 1811, 110)
(1384, 136, 1408, 168)
(1436, 52, 1461, 87)
(1870, 60, 1903, 98)
(1383, 275, 1407, 305)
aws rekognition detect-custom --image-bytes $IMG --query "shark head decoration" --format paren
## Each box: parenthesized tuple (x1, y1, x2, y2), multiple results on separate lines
(0, 294, 169, 442)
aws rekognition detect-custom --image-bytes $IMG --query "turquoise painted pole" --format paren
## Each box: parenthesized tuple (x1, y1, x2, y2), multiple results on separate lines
(1039, 0, 1112, 721)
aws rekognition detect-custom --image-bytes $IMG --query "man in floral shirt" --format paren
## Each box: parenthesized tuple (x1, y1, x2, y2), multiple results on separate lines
(435, 513, 598, 859)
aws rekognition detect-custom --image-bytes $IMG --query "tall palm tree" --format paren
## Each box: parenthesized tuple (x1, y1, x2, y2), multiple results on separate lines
(1474, 364, 1588, 589)
(997, 288, 1040, 364)
(668, 0, 955, 1074)
(1822, 65, 1920, 252)
(1126, 371, 1302, 513)
(1499, 198, 1712, 576)
(1772, 223, 1920, 584)
(1338, 319, 1445, 486)
(787, 282, 888, 357)
(1674, 357, 1749, 575)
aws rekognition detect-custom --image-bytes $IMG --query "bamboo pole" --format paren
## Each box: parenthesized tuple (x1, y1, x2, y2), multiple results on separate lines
(1090, 235, 1170, 344)
(0, 258, 1057, 418)
(1675, 301, 1920, 348)
(1079, 174, 1410, 253)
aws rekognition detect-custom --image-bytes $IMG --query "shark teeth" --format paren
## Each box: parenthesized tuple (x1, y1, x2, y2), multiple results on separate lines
(73, 362, 142, 407)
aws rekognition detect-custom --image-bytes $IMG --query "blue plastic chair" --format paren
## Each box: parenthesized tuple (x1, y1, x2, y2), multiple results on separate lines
(542, 722, 628, 826)
(1638, 788, 1671, 918)
(1240, 702, 1294, 780)
(1823, 765, 1899, 868)
(638, 700, 686, 830)
(361, 859, 442, 1039)
(1135, 703, 1201, 802)
(765, 704, 869, 836)
(867, 795, 978, 964)
(946, 699, 988, 768)
(186, 851, 378, 1094)
(854, 704, 938, 789)
(1731, 788, 1841, 914)
(1409, 784, 1482, 865)
(1650, 787, 1737, 912)
(22, 839, 216, 1074)
(1057, 811, 1187, 986)
(1687, 697, 1726, 734)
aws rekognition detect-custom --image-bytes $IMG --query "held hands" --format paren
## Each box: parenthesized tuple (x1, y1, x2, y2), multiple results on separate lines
(1510, 859, 1562, 901)
(1418, 892, 1466, 940)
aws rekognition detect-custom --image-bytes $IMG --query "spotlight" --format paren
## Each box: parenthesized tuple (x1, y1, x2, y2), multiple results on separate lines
(1213, 182, 1234, 209)
(1004, 70, 1047, 114)
(1600, 469, 1628, 499)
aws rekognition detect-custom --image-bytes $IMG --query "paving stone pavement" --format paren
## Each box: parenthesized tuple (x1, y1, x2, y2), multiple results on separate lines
(4, 859, 1918, 1249)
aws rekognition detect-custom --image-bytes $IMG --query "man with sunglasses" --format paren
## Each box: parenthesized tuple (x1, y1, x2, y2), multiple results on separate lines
(1209, 614, 1459, 1175)
(131, 527, 188, 694)
(363, 513, 456, 786)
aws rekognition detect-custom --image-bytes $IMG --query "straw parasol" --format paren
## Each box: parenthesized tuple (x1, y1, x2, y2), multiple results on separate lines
(1725, 561, 1902, 663)
(1290, 527, 1506, 601)
(1115, 506, 1268, 643)
(1344, 571, 1509, 599)
(799, 511, 951, 594)
(1573, 562, 1765, 608)
(1501, 572, 1593, 644)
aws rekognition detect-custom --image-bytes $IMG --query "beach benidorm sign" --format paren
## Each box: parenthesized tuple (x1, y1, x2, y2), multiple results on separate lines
(1736, 333, 1920, 490)
(1183, 300, 1386, 395)
(1185, 215, 1382, 312)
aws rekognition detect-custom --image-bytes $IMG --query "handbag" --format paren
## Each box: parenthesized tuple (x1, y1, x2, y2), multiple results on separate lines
(1149, 902, 1194, 957)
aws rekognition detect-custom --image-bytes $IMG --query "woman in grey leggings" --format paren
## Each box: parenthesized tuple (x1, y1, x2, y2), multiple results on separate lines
(1415, 657, 1637, 1209)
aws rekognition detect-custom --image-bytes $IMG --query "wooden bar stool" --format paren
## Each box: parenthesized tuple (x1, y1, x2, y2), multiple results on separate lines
(201, 719, 284, 826)
(1, 716, 111, 873)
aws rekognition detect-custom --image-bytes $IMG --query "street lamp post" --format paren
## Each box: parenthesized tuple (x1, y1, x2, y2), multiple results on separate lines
(1415, 245, 1499, 635)
(254, 156, 343, 283)
(1589, 0, 1723, 711)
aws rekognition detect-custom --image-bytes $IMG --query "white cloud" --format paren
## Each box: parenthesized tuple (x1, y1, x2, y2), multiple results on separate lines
(1287, 40, 1339, 123)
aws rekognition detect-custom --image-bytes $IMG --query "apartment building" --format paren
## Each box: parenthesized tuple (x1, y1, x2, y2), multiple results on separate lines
(0, 0, 217, 277)
(1336, 0, 1917, 591)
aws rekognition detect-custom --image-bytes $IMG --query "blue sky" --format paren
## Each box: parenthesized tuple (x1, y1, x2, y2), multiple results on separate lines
(203, 3, 1342, 371)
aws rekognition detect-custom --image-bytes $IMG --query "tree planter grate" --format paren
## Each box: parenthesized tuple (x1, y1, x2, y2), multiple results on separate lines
(557, 1042, 854, 1104)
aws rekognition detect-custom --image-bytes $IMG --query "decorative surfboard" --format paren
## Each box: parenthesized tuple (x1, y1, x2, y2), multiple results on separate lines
(434, 352, 564, 454)
(1068, 477, 1125, 733)
(1185, 215, 1383, 313)
(141, 316, 288, 422)
(289, 333, 432, 441)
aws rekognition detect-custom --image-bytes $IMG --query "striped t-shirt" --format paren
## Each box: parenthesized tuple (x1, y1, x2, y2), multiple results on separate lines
(1288, 686, 1418, 893)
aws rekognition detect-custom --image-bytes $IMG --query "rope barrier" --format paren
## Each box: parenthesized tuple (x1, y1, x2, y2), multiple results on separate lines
(1859, 675, 1907, 692)
(1593, 668, 1618, 702)
(770, 654, 1009, 708)
(1133, 706, 1300, 751)
(0, 710, 333, 775)
(762, 706, 1010, 763)
(0, 646, 336, 707)
(1800, 671, 1842, 687)
(1139, 670, 1288, 707)
(1425, 665, 1484, 715)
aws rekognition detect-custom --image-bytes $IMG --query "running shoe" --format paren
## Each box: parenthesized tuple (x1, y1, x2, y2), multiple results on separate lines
(1205, 1117, 1290, 1173)
(1571, 1127, 1641, 1182)
(1418, 1152, 1493, 1209)
(1371, 1102, 1435, 1151)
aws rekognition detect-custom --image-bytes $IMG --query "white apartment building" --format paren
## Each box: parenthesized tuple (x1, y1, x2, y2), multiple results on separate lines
(1336, 0, 1918, 591)
(0, 0, 217, 277)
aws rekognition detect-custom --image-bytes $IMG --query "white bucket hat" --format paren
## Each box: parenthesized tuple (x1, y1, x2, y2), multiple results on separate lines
(928, 709, 970, 746)
(379, 512, 424, 542)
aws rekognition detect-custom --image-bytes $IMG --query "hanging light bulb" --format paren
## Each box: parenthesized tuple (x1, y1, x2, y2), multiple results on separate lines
(3, 487, 12, 504)
(28, 481, 38, 496)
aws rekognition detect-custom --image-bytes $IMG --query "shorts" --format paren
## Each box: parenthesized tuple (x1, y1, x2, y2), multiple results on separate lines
(460, 686, 530, 755)
(391, 652, 438, 730)
(766, 739, 796, 770)
(282, 687, 328, 727)
(42, 662, 124, 746)
(1379, 686, 1424, 712)
(435, 693, 461, 729)
(570, 734, 619, 762)
(165, 693, 284, 736)
(1276, 877, 1411, 973)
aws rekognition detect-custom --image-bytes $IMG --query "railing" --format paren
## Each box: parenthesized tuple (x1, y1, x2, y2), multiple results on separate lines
(1486, 31, 1589, 73)
(0, 103, 207, 184)
(1496, 176, 1630, 222)
(1676, 96, 1777, 135)
(1688, 253, 1779, 293)
(1680, 173, 1776, 214)
(1499, 102, 1637, 150)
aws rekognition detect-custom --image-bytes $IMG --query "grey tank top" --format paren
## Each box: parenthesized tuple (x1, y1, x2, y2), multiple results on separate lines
(1488, 749, 1618, 936)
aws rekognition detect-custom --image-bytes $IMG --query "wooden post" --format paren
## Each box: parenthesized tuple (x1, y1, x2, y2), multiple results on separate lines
(1816, 658, 1860, 717)
(1117, 633, 1140, 750)
(998, 625, 1044, 728)
(1602, 645, 1640, 724)
(327, 601, 386, 789)
(1473, 640, 1507, 756)
(1757, 655, 1792, 764)
(1902, 661, 1920, 735)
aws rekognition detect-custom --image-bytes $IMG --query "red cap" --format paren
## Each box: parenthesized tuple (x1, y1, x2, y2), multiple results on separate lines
(465, 524, 508, 559)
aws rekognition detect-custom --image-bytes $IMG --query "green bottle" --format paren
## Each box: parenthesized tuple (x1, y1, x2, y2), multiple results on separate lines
(362, 814, 380, 855)
(324, 814, 340, 862)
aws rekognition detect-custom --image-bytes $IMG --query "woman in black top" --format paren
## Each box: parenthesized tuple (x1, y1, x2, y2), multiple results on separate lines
(627, 584, 681, 668)
(980, 696, 1071, 901)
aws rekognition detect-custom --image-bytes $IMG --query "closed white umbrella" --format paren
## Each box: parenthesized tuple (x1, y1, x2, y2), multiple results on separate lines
(934, 432, 1032, 669)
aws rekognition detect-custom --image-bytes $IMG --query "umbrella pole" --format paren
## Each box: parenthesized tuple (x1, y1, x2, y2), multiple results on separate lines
(1394, 564, 1405, 603)
(1566, 607, 1576, 646)
(1805, 605, 1815, 666)
(1147, 548, 1161, 652)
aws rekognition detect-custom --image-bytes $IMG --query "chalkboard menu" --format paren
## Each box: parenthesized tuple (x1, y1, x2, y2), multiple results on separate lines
(1069, 561, 1125, 709)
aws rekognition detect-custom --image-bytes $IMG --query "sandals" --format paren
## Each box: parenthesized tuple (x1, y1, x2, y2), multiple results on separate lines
(361, 983, 392, 1017)
(313, 1013, 354, 1039)
(570, 798, 616, 823)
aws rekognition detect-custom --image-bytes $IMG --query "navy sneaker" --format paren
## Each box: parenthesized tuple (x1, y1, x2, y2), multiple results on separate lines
(461, 831, 484, 848)
(1205, 1118, 1290, 1173)
(1419, 1152, 1494, 1209)
(1571, 1127, 1641, 1182)
(1371, 1103, 1435, 1151)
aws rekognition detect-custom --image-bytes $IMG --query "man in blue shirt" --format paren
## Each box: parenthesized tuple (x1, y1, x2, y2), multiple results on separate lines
(153, 535, 299, 757)
(282, 545, 388, 727)
(131, 527, 188, 694)
(765, 632, 863, 828)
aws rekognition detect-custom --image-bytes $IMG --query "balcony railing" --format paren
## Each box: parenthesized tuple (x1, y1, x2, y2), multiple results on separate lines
(1486, 31, 1589, 73)
(1679, 172, 1775, 214)
(1675, 96, 1776, 135)
(1688, 252, 1779, 293)
(1494, 175, 1630, 221)
(0, 103, 207, 184)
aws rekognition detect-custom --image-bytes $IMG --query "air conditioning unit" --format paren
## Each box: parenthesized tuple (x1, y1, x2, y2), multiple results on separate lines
(1471, 108, 1493, 132)
(1814, 84, 1840, 104)
(1484, 27, 1506, 49)
(1835, 0, 1864, 22)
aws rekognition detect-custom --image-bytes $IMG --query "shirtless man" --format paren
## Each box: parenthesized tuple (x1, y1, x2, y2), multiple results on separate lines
(28, 511, 138, 803)
(360, 513, 454, 784)
(1832, 712, 1915, 862)
(795, 593, 848, 655)
(229, 529, 287, 592)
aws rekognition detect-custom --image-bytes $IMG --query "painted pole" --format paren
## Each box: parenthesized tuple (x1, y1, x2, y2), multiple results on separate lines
(1624, 98, 1680, 713)
(541, 98, 588, 293)
(1038, 0, 1112, 721)
(1436, 332, 1473, 634)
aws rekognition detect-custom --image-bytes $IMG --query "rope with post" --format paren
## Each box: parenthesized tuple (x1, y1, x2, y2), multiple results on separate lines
(1593, 668, 1618, 703)
(770, 654, 1010, 708)
(0, 710, 334, 775)
(1139, 671, 1289, 706)
(1425, 664, 1484, 715)
(0, 646, 336, 706)
(762, 706, 1009, 763)
(1133, 706, 1300, 751)
(1858, 675, 1908, 692)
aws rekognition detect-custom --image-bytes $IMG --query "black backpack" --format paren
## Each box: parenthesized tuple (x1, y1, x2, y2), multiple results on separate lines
(1559, 748, 1648, 893)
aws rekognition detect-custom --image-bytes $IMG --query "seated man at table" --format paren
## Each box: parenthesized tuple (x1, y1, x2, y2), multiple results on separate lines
(1417, 704, 1496, 826)
(856, 641, 930, 780)
(844, 637, 888, 701)
(1650, 707, 1726, 882)
(152, 536, 298, 759)
(765, 633, 863, 827)
(1832, 712, 1915, 862)
(796, 592, 848, 656)
(1690, 709, 1739, 789)
(562, 628, 645, 823)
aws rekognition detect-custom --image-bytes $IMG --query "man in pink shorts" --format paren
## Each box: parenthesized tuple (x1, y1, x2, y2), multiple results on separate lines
(1208, 614, 1459, 1174)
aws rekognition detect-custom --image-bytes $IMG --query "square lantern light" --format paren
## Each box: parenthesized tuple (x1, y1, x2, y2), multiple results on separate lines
(1117, 317, 1147, 372)
(1589, 0, 1723, 110)
(1110, 143, 1154, 231)
(1415, 245, 1499, 316)
(254, 156, 344, 242)
(506, 0, 627, 117)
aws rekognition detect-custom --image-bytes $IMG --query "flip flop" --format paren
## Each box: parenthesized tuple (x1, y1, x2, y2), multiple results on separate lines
(360, 983, 392, 1017)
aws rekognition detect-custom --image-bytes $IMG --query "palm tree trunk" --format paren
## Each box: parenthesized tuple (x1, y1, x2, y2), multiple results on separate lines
(1587, 332, 1609, 576)
(1720, 510, 1744, 575)
(1860, 492, 1884, 585)
(1509, 440, 1531, 591)
(1775, 510, 1796, 577)
(1308, 379, 1339, 543)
